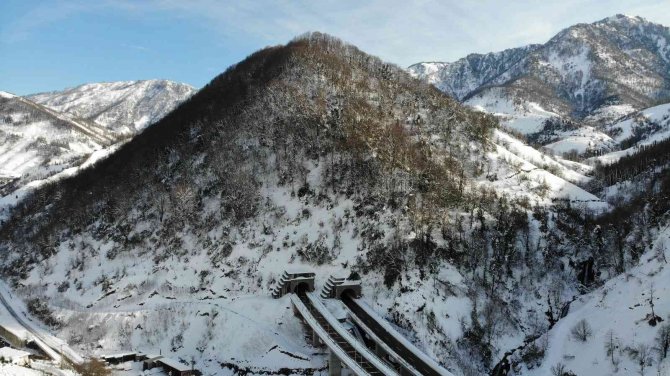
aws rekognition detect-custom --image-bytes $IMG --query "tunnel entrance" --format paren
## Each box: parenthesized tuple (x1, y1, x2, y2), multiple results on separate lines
(294, 282, 311, 295)
(341, 289, 357, 299)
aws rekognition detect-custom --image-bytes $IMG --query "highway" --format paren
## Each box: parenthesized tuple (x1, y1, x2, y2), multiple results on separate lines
(0, 285, 84, 365)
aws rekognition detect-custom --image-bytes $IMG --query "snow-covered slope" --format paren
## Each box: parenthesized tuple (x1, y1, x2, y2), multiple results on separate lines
(0, 93, 107, 195)
(1, 80, 195, 222)
(524, 227, 670, 376)
(588, 102, 670, 165)
(541, 126, 616, 156)
(466, 87, 562, 135)
(28, 80, 196, 135)
(481, 129, 607, 211)
(411, 14, 670, 159)
(408, 44, 539, 100)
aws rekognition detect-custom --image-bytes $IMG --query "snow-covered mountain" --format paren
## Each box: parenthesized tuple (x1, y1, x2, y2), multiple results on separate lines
(28, 79, 197, 136)
(0, 80, 194, 223)
(410, 15, 670, 160)
(0, 91, 118, 220)
(410, 15, 670, 116)
(408, 44, 540, 101)
(2, 27, 670, 376)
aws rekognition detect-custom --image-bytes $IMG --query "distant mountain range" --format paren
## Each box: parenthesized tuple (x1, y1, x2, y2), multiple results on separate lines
(28, 80, 197, 136)
(0, 80, 195, 221)
(410, 14, 670, 158)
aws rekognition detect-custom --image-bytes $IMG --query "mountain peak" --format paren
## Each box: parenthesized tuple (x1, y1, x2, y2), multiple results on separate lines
(601, 13, 647, 25)
(410, 14, 670, 117)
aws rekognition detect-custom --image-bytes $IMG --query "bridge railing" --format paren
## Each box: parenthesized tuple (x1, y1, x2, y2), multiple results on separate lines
(291, 292, 398, 376)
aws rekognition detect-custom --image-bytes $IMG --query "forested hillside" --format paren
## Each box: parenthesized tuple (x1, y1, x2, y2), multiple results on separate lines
(1, 32, 669, 375)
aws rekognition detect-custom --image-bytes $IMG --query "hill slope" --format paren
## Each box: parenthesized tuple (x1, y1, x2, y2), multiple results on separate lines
(28, 80, 197, 136)
(1, 33, 665, 375)
(1, 33, 502, 374)
(0, 92, 119, 221)
(410, 14, 670, 161)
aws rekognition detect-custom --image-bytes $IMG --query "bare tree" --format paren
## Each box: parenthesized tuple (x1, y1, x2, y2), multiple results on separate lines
(647, 284, 661, 326)
(657, 322, 670, 360)
(571, 319, 592, 342)
(604, 330, 620, 369)
(626, 343, 653, 375)
(550, 362, 574, 376)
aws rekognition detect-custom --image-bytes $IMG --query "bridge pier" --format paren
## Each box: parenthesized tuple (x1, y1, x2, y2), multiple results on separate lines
(311, 328, 320, 347)
(328, 349, 342, 376)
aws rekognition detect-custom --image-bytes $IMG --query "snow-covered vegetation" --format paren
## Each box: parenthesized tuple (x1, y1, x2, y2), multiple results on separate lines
(28, 80, 197, 136)
(2, 14, 670, 376)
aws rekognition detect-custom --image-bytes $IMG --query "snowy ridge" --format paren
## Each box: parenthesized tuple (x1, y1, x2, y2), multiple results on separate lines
(12, 95, 115, 145)
(28, 80, 196, 135)
(588, 102, 670, 165)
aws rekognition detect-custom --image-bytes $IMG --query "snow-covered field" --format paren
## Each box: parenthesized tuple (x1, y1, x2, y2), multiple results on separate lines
(542, 126, 615, 155)
(588, 102, 670, 165)
(466, 89, 560, 135)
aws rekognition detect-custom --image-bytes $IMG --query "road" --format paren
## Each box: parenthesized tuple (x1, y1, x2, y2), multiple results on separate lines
(342, 294, 445, 376)
(0, 284, 84, 365)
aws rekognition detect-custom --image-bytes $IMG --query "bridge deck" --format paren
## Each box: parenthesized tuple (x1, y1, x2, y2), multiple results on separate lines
(342, 295, 454, 376)
(291, 292, 397, 376)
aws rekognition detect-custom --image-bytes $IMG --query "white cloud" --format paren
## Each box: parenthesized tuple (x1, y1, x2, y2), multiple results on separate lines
(4, 0, 670, 66)
(138, 0, 670, 65)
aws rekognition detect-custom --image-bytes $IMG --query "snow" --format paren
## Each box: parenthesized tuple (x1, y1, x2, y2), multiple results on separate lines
(542, 126, 615, 155)
(0, 364, 41, 375)
(525, 227, 670, 375)
(157, 357, 191, 371)
(482, 130, 607, 210)
(588, 102, 670, 165)
(466, 89, 559, 135)
(583, 104, 635, 125)
(0, 347, 30, 363)
(0, 143, 121, 222)
(0, 280, 84, 364)
(28, 80, 197, 135)
(0, 91, 16, 99)
(546, 46, 592, 98)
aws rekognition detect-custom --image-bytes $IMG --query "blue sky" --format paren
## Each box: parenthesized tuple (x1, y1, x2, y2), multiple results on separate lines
(2, 0, 670, 95)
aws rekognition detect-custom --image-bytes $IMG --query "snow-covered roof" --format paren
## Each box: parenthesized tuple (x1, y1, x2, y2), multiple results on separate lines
(0, 347, 30, 360)
(284, 267, 315, 275)
(338, 280, 361, 287)
(157, 357, 191, 371)
(143, 354, 163, 361)
(102, 352, 136, 359)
